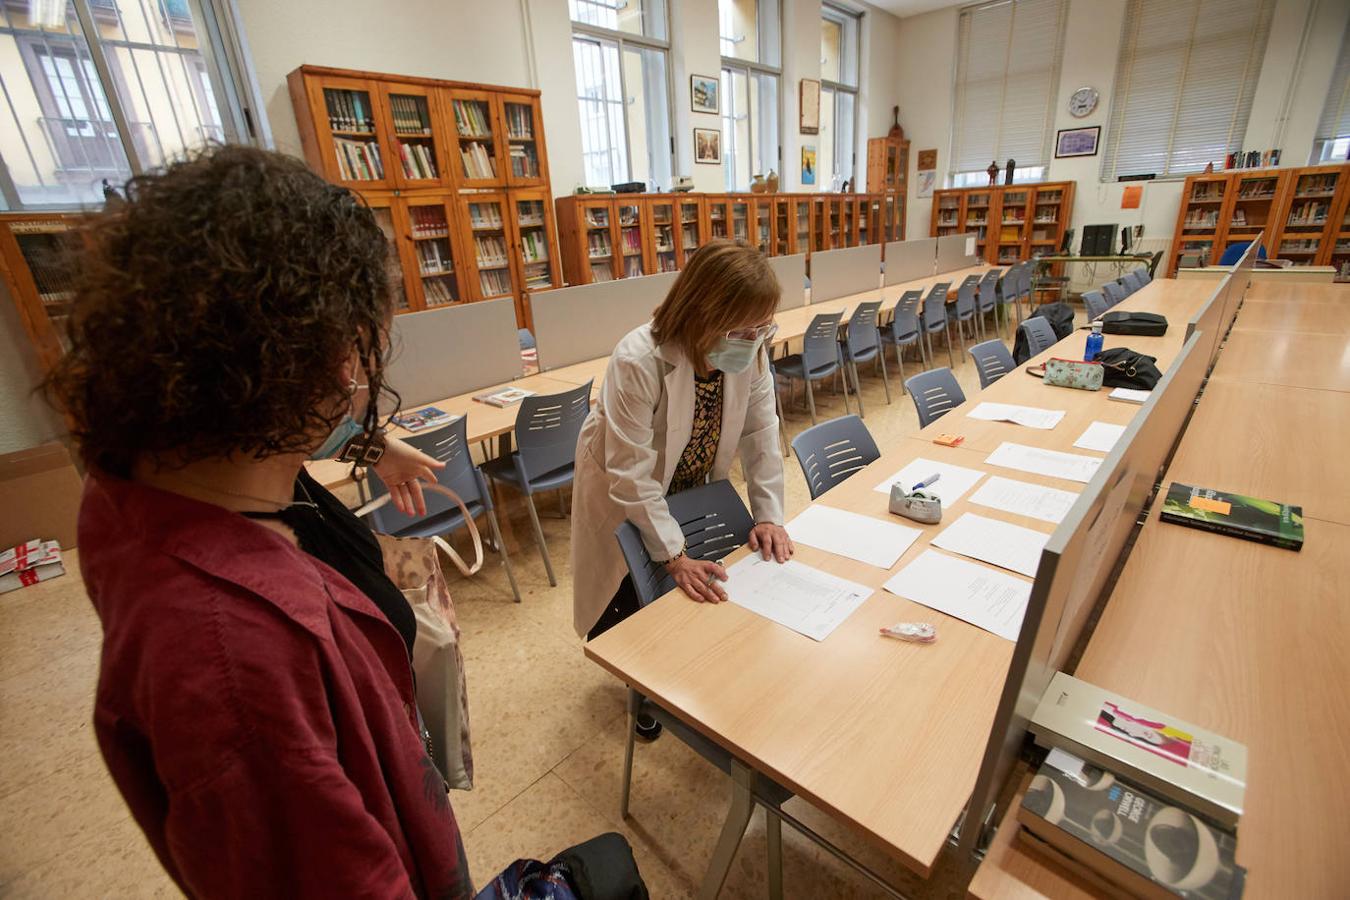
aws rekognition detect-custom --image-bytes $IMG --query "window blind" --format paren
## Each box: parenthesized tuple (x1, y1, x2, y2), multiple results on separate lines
(1101, 0, 1274, 180)
(1315, 20, 1350, 142)
(950, 0, 1068, 175)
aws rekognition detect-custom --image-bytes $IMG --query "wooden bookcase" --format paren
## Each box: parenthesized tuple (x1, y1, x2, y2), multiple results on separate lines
(930, 181, 1075, 265)
(675, 196, 705, 266)
(0, 213, 79, 374)
(866, 133, 909, 195)
(647, 195, 680, 274)
(288, 65, 558, 327)
(1271, 164, 1347, 275)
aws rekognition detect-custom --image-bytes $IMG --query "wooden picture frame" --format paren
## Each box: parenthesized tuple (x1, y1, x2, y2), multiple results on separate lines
(1055, 126, 1101, 159)
(694, 128, 722, 165)
(690, 74, 719, 114)
(799, 78, 820, 135)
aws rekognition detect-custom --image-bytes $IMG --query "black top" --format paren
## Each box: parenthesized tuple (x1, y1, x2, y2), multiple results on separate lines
(243, 470, 416, 656)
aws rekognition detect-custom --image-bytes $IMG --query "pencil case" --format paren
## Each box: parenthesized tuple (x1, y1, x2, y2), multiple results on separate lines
(1041, 357, 1103, 391)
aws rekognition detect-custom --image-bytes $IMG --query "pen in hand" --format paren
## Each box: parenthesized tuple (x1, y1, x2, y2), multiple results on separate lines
(910, 473, 941, 492)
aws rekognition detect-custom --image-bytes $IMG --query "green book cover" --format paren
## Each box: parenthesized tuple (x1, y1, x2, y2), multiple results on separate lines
(1159, 483, 1303, 551)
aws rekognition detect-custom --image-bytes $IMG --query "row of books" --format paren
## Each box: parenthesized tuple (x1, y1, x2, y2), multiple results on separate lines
(519, 229, 549, 263)
(416, 240, 453, 275)
(590, 261, 615, 282)
(585, 212, 609, 228)
(333, 138, 384, 181)
(1190, 185, 1224, 202)
(324, 88, 375, 132)
(620, 229, 642, 255)
(1235, 178, 1277, 199)
(473, 235, 509, 267)
(1285, 201, 1330, 226)
(517, 202, 545, 226)
(623, 256, 644, 277)
(587, 233, 612, 257)
(410, 206, 449, 238)
(479, 269, 511, 296)
(523, 262, 552, 289)
(396, 142, 438, 180)
(452, 99, 493, 137)
(423, 275, 458, 306)
(1182, 209, 1219, 228)
(1278, 239, 1320, 254)
(509, 145, 540, 179)
(503, 103, 534, 140)
(468, 204, 504, 229)
(1294, 173, 1339, 196)
(389, 95, 432, 135)
(460, 142, 498, 180)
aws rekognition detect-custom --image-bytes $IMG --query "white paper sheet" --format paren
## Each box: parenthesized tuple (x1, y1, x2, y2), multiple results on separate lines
(930, 512, 1049, 577)
(965, 236, 977, 256)
(786, 505, 922, 570)
(1074, 421, 1127, 453)
(968, 476, 1080, 524)
(872, 457, 986, 505)
(985, 442, 1102, 484)
(968, 402, 1066, 430)
(882, 549, 1031, 642)
(723, 556, 872, 641)
(1109, 387, 1151, 403)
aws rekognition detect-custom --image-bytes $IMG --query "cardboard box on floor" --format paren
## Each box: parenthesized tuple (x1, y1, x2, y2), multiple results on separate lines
(0, 442, 83, 551)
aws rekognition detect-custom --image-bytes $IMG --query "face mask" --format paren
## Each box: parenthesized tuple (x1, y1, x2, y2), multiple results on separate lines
(310, 414, 364, 461)
(707, 337, 761, 375)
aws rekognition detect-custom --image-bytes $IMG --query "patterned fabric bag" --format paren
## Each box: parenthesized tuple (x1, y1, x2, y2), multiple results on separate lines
(361, 484, 480, 790)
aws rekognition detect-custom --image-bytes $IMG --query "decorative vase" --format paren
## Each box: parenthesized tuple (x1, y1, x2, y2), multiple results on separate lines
(766, 169, 779, 193)
(750, 174, 766, 193)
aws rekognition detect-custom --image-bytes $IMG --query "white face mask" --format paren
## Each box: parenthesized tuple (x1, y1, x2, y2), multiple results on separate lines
(706, 337, 761, 374)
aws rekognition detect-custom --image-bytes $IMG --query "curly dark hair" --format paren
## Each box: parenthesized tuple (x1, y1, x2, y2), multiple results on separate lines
(45, 144, 397, 477)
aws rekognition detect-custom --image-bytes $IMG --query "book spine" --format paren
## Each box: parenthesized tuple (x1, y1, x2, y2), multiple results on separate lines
(1159, 510, 1301, 551)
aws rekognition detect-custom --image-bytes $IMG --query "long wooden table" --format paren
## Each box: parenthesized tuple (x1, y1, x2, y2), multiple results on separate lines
(585, 277, 1214, 885)
(969, 282, 1350, 899)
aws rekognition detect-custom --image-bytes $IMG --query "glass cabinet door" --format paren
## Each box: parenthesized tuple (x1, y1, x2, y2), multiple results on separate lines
(381, 83, 444, 190)
(448, 89, 503, 188)
(796, 199, 811, 251)
(1278, 168, 1343, 265)
(774, 198, 790, 255)
(513, 194, 554, 291)
(731, 200, 750, 244)
(406, 200, 460, 308)
(678, 198, 703, 265)
(465, 196, 515, 299)
(500, 94, 544, 187)
(318, 79, 392, 189)
(617, 202, 646, 278)
(754, 197, 772, 252)
(581, 200, 615, 283)
(651, 199, 678, 272)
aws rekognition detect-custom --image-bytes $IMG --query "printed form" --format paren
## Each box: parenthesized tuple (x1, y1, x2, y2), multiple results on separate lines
(723, 556, 872, 641)
(883, 549, 1031, 642)
(968, 402, 1066, 430)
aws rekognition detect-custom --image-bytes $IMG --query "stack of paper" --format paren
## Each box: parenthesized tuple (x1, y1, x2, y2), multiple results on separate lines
(883, 549, 1031, 642)
(930, 512, 1049, 577)
(872, 458, 985, 505)
(969, 476, 1080, 524)
(1109, 387, 1151, 403)
(968, 402, 1066, 430)
(985, 442, 1102, 484)
(722, 556, 872, 641)
(786, 505, 921, 570)
(1074, 421, 1127, 453)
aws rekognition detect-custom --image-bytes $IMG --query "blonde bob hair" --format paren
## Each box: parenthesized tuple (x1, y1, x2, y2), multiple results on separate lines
(650, 239, 780, 367)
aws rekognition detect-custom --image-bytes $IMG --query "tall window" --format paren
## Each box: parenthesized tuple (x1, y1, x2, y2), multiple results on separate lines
(719, 0, 780, 191)
(570, 0, 673, 189)
(1312, 19, 1350, 164)
(949, 0, 1067, 188)
(1101, 0, 1274, 181)
(819, 3, 858, 190)
(1, 0, 255, 209)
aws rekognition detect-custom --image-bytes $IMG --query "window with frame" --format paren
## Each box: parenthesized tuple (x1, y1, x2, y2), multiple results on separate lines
(0, 0, 255, 210)
(819, 2, 859, 189)
(1101, 0, 1274, 181)
(949, 0, 1067, 188)
(1312, 19, 1350, 164)
(719, 0, 780, 191)
(570, 0, 673, 189)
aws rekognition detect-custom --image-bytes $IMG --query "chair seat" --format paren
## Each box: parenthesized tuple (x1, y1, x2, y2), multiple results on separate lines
(773, 354, 837, 381)
(481, 455, 576, 493)
(838, 340, 881, 363)
(878, 322, 920, 345)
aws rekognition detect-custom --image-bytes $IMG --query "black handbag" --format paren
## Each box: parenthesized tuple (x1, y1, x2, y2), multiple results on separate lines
(1098, 347, 1161, 390)
(1101, 311, 1167, 336)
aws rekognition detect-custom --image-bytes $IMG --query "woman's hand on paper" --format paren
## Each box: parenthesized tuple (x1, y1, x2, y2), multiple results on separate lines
(665, 556, 729, 604)
(749, 523, 794, 563)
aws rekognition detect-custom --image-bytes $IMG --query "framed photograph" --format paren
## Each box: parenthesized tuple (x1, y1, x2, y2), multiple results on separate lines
(694, 128, 721, 165)
(801, 145, 817, 185)
(690, 74, 719, 114)
(799, 79, 820, 135)
(1055, 126, 1101, 159)
(917, 148, 938, 171)
(915, 169, 936, 199)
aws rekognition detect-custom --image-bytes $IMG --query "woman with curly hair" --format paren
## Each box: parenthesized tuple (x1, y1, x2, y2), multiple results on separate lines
(46, 145, 473, 898)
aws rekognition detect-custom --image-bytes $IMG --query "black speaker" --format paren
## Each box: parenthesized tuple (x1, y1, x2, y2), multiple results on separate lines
(1082, 224, 1118, 256)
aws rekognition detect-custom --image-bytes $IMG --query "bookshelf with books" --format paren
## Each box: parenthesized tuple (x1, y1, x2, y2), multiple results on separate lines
(447, 89, 504, 189)
(865, 133, 909, 196)
(648, 196, 679, 274)
(704, 196, 731, 242)
(556, 197, 617, 285)
(772, 196, 791, 255)
(752, 196, 774, 253)
(729, 198, 751, 245)
(617, 200, 649, 278)
(1271, 164, 1345, 269)
(0, 213, 80, 374)
(880, 193, 904, 243)
(930, 182, 1074, 265)
(793, 197, 812, 253)
(368, 200, 415, 312)
(295, 75, 395, 190)
(500, 92, 547, 189)
(512, 190, 562, 303)
(811, 196, 831, 251)
(1327, 178, 1350, 282)
(377, 82, 448, 190)
(676, 196, 705, 265)
(406, 199, 467, 310)
(1166, 172, 1231, 275)
(461, 194, 514, 300)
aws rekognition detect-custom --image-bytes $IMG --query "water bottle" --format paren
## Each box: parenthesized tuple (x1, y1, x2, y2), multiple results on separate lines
(1084, 320, 1104, 362)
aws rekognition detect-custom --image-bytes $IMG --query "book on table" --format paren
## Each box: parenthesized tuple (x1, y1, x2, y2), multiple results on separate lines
(473, 387, 535, 408)
(1017, 753, 1246, 900)
(1159, 482, 1303, 551)
(1030, 673, 1246, 830)
(391, 406, 455, 432)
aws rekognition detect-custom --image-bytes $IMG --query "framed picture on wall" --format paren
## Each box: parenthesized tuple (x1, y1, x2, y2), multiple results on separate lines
(1055, 126, 1101, 159)
(799, 79, 820, 135)
(694, 128, 722, 165)
(801, 146, 817, 185)
(690, 74, 719, 114)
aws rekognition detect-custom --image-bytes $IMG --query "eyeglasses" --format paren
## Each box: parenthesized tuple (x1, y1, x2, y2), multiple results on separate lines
(725, 322, 778, 342)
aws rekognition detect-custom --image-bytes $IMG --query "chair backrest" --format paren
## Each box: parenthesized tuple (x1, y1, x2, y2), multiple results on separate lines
(790, 414, 881, 500)
(366, 416, 486, 535)
(1102, 280, 1127, 307)
(802, 311, 845, 371)
(977, 269, 1001, 313)
(968, 339, 1016, 389)
(614, 480, 754, 607)
(1147, 250, 1164, 277)
(886, 290, 922, 340)
(514, 380, 593, 480)
(921, 283, 951, 329)
(1122, 270, 1143, 293)
(1136, 266, 1152, 286)
(1019, 261, 1035, 298)
(954, 279, 977, 318)
(1082, 289, 1109, 321)
(904, 367, 966, 427)
(1117, 276, 1136, 297)
(1019, 317, 1058, 358)
(843, 301, 883, 355)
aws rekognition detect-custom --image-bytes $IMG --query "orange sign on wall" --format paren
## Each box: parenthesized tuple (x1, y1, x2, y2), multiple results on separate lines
(1121, 185, 1143, 209)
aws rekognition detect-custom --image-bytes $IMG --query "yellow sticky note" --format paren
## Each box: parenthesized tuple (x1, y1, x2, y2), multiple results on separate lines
(1190, 495, 1231, 515)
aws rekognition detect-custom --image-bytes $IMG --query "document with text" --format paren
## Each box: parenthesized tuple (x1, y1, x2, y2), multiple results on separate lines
(968, 402, 1066, 430)
(985, 442, 1102, 484)
(723, 556, 872, 641)
(930, 512, 1049, 578)
(969, 475, 1080, 524)
(883, 549, 1031, 642)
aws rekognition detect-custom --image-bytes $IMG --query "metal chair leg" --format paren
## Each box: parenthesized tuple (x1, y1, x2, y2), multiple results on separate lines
(839, 368, 851, 415)
(804, 377, 817, 425)
(766, 808, 784, 900)
(944, 322, 956, 367)
(698, 761, 757, 900)
(895, 343, 907, 393)
(850, 359, 865, 418)
(877, 349, 892, 404)
(620, 689, 639, 818)
(523, 492, 556, 586)
(485, 506, 522, 603)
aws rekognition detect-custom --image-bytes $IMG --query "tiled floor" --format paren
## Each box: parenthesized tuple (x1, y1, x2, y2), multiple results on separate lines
(0, 328, 1006, 898)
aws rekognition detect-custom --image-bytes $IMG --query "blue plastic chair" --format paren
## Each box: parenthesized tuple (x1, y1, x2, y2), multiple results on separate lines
(365, 417, 521, 603)
(949, 277, 980, 358)
(1019, 317, 1058, 359)
(998, 263, 1024, 332)
(773, 311, 848, 425)
(1082, 289, 1109, 322)
(1218, 241, 1267, 266)
(838, 300, 890, 418)
(791, 414, 881, 499)
(977, 268, 1002, 338)
(481, 380, 593, 586)
(920, 282, 954, 368)
(1102, 280, 1128, 307)
(1137, 264, 1154, 286)
(1121, 270, 1144, 294)
(968, 339, 1016, 390)
(613, 480, 793, 889)
(904, 367, 966, 428)
(877, 289, 924, 389)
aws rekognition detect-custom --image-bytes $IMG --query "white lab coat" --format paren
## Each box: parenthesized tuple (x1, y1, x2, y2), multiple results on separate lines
(570, 322, 785, 636)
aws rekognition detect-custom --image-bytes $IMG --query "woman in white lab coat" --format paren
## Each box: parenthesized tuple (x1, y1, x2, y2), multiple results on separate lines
(571, 240, 794, 647)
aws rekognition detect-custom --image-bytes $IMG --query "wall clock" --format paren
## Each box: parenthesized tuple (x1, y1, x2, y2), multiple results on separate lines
(1068, 86, 1099, 118)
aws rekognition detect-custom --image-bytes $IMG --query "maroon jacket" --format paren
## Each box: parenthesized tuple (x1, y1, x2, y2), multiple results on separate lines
(78, 472, 472, 899)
